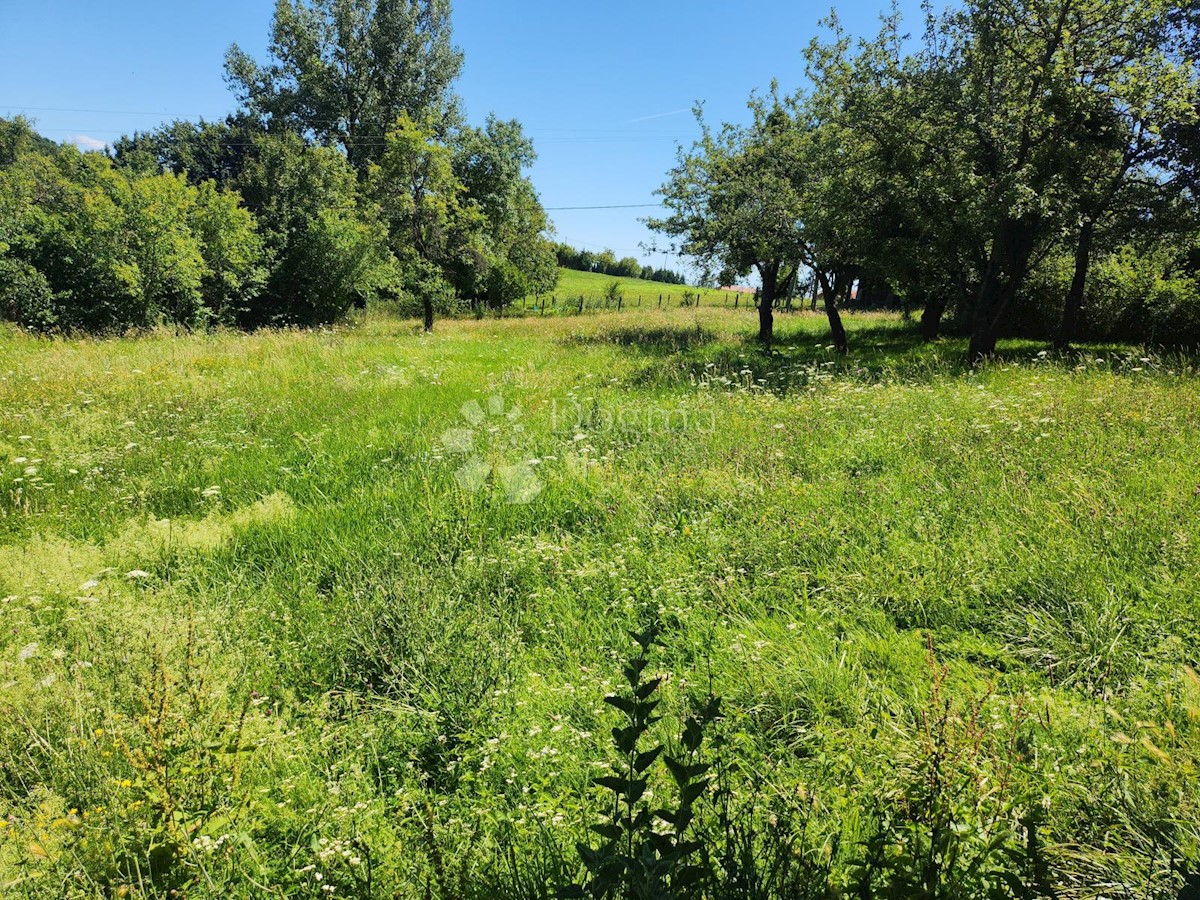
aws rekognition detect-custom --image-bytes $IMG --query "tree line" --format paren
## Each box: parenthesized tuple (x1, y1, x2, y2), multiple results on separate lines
(552, 242, 688, 286)
(0, 0, 558, 334)
(650, 0, 1200, 360)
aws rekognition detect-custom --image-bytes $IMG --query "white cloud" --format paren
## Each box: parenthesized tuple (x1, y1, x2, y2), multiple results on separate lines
(70, 135, 108, 151)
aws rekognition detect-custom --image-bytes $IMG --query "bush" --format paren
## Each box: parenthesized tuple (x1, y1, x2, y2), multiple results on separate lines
(124, 173, 207, 328)
(1088, 245, 1200, 348)
(0, 257, 55, 330)
(189, 181, 266, 325)
(237, 135, 395, 327)
(262, 207, 394, 327)
(1015, 240, 1200, 347)
(485, 258, 530, 310)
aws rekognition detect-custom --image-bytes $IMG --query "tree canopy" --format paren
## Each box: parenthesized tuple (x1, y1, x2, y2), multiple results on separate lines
(225, 0, 463, 171)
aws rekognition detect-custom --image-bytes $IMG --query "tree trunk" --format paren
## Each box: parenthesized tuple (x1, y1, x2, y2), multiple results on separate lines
(423, 297, 434, 332)
(757, 263, 776, 344)
(815, 269, 849, 354)
(967, 217, 1037, 363)
(919, 293, 948, 340)
(1054, 217, 1094, 351)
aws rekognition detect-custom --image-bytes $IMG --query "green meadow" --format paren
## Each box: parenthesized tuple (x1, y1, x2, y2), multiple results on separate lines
(522, 268, 752, 309)
(1, 308, 1198, 896)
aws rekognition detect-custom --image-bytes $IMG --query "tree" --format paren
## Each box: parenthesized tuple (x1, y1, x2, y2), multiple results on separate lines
(450, 116, 557, 305)
(234, 131, 395, 326)
(189, 181, 266, 324)
(225, 0, 463, 172)
(0, 116, 58, 168)
(110, 115, 263, 188)
(372, 113, 477, 330)
(941, 0, 1191, 360)
(649, 96, 847, 350)
(806, 14, 988, 341)
(124, 172, 208, 328)
(1050, 3, 1197, 348)
(808, 0, 1195, 357)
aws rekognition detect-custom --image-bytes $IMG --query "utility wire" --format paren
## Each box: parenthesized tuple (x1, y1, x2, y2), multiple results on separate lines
(543, 204, 660, 210)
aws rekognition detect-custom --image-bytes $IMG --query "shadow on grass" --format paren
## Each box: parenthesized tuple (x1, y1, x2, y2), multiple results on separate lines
(564, 323, 720, 355)
(625, 315, 1185, 393)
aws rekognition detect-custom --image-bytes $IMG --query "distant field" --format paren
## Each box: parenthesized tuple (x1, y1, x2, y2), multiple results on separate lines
(1, 308, 1198, 896)
(521, 267, 755, 309)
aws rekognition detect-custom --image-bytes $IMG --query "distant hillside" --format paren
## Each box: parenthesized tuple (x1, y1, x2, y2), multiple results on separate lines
(523, 268, 752, 307)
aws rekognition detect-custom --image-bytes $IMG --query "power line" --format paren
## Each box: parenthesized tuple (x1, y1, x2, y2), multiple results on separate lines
(543, 203, 661, 211)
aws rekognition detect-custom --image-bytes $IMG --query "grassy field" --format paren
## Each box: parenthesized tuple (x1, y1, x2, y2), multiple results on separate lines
(521, 268, 753, 309)
(1, 307, 1199, 897)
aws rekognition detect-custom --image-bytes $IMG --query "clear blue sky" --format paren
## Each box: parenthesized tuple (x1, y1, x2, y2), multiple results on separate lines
(0, 0, 922, 272)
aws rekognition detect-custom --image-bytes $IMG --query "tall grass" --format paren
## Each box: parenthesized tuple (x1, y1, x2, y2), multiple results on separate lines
(0, 309, 1197, 896)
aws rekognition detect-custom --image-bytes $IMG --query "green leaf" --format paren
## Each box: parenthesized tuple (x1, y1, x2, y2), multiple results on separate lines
(594, 775, 631, 795)
(589, 823, 622, 842)
(634, 746, 664, 773)
(635, 677, 662, 700)
(603, 694, 637, 716)
(612, 725, 639, 754)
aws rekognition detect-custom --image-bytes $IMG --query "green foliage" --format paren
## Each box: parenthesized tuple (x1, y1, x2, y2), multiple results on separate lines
(124, 173, 208, 329)
(110, 115, 262, 187)
(0, 145, 273, 333)
(1088, 245, 1200, 348)
(236, 132, 394, 326)
(0, 257, 55, 331)
(567, 625, 719, 900)
(372, 113, 479, 326)
(225, 0, 463, 170)
(189, 181, 266, 325)
(13, 148, 147, 332)
(0, 116, 58, 168)
(803, 0, 1198, 355)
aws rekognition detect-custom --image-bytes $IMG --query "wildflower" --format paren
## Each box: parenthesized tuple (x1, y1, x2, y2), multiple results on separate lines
(125, 570, 151, 580)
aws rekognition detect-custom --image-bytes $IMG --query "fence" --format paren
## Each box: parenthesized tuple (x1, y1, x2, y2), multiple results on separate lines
(505, 290, 816, 317)
(506, 294, 768, 319)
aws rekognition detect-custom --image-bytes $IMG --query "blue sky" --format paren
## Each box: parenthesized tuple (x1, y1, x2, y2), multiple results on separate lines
(0, 0, 922, 271)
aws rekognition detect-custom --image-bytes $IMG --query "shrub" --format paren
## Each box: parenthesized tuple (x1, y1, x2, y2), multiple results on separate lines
(188, 181, 265, 325)
(0, 257, 55, 330)
(486, 258, 531, 310)
(236, 134, 395, 327)
(124, 173, 207, 328)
